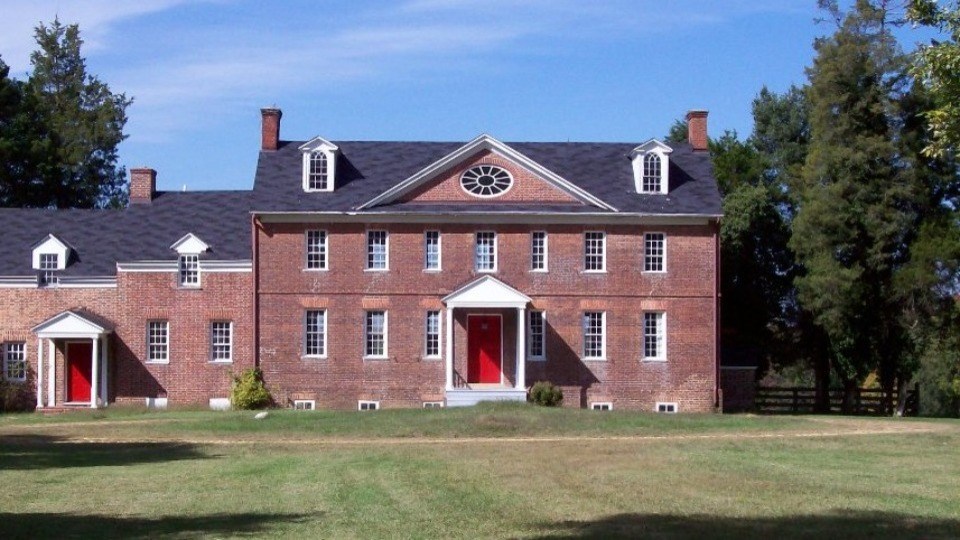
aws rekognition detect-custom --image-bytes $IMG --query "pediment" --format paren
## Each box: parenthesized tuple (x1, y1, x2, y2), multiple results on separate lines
(298, 136, 339, 153)
(32, 310, 111, 338)
(170, 233, 209, 254)
(630, 139, 673, 157)
(358, 134, 616, 211)
(443, 276, 531, 308)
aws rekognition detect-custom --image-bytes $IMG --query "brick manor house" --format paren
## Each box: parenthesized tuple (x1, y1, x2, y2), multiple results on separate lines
(0, 108, 722, 412)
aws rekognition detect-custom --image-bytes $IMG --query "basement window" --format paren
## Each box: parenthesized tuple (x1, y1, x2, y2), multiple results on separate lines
(656, 402, 678, 414)
(294, 400, 316, 410)
(423, 401, 444, 409)
(358, 400, 380, 411)
(590, 402, 612, 411)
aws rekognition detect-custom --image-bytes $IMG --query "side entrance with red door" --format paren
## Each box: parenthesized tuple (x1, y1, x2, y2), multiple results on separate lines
(467, 315, 502, 384)
(66, 341, 93, 403)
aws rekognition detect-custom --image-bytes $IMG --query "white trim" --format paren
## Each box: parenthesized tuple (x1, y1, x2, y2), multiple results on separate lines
(31, 234, 70, 270)
(582, 311, 606, 361)
(146, 320, 170, 364)
(358, 400, 380, 411)
(357, 134, 617, 211)
(299, 137, 339, 193)
(423, 310, 442, 360)
(178, 254, 201, 288)
(365, 230, 389, 271)
(210, 321, 233, 363)
(590, 402, 613, 411)
(32, 310, 110, 338)
(467, 314, 504, 385)
(424, 230, 442, 271)
(583, 231, 606, 273)
(363, 310, 389, 360)
(643, 232, 667, 274)
(642, 311, 667, 362)
(459, 164, 515, 199)
(656, 402, 678, 413)
(170, 233, 210, 255)
(527, 310, 546, 361)
(530, 231, 548, 272)
(304, 229, 329, 271)
(631, 139, 672, 194)
(256, 211, 720, 226)
(117, 260, 252, 273)
(474, 231, 497, 273)
(2, 342, 27, 383)
(0, 276, 117, 288)
(293, 399, 316, 410)
(442, 275, 531, 309)
(303, 309, 328, 359)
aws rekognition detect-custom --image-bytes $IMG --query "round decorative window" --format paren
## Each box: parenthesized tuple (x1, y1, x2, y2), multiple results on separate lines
(460, 165, 513, 198)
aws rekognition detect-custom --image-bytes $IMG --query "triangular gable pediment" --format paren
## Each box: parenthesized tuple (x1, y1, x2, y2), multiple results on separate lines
(630, 139, 673, 158)
(32, 310, 111, 338)
(443, 275, 531, 308)
(358, 134, 617, 211)
(31, 234, 71, 252)
(298, 136, 339, 152)
(170, 233, 209, 254)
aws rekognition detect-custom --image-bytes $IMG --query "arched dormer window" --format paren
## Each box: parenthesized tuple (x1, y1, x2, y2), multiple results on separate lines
(309, 152, 328, 190)
(630, 139, 672, 194)
(642, 154, 662, 192)
(299, 136, 339, 193)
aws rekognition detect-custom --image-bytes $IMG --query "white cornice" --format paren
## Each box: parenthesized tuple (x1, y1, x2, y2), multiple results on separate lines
(254, 211, 720, 226)
(0, 276, 117, 288)
(117, 260, 252, 272)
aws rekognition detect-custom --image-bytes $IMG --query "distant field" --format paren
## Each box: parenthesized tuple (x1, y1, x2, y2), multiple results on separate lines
(0, 404, 957, 539)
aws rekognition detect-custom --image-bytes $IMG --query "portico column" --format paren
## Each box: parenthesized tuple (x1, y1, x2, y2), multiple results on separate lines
(99, 338, 108, 406)
(516, 307, 526, 390)
(36, 338, 44, 409)
(445, 307, 454, 390)
(90, 337, 99, 409)
(47, 339, 55, 407)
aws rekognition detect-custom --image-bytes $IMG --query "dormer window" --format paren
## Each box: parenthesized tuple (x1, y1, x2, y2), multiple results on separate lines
(178, 254, 200, 287)
(300, 136, 339, 193)
(631, 139, 672, 194)
(32, 233, 70, 287)
(170, 233, 209, 288)
(39, 253, 59, 287)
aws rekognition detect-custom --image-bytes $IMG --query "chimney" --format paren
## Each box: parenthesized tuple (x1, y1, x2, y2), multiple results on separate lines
(129, 168, 157, 204)
(686, 109, 709, 151)
(260, 107, 282, 151)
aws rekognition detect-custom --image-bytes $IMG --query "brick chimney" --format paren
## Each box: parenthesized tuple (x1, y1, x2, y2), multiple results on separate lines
(129, 168, 157, 204)
(260, 107, 282, 151)
(686, 109, 709, 151)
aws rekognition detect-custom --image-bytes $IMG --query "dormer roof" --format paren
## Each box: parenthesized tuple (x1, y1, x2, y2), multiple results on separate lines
(170, 233, 210, 254)
(630, 138, 674, 157)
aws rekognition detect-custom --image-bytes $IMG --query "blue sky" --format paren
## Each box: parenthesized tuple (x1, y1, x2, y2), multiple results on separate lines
(0, 1, 938, 192)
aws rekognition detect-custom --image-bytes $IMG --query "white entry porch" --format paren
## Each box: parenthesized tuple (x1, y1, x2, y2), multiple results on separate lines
(31, 310, 111, 409)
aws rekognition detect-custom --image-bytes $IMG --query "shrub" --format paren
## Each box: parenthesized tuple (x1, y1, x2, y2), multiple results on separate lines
(528, 381, 563, 407)
(231, 368, 272, 410)
(0, 367, 36, 412)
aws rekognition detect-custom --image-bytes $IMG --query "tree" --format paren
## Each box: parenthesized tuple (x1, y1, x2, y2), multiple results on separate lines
(907, 0, 960, 157)
(664, 119, 688, 144)
(2, 19, 132, 208)
(0, 57, 26, 204)
(791, 0, 915, 411)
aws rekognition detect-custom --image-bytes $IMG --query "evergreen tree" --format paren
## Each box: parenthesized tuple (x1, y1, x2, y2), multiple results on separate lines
(21, 19, 132, 208)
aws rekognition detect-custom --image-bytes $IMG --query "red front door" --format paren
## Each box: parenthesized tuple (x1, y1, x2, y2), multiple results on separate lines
(67, 342, 93, 403)
(468, 315, 502, 384)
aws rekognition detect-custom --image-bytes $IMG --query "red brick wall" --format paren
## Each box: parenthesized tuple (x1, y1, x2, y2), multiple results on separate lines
(400, 150, 582, 204)
(256, 220, 719, 411)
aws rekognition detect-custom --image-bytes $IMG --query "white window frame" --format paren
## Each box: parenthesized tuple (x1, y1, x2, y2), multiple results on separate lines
(475, 231, 497, 272)
(305, 230, 328, 271)
(294, 399, 316, 410)
(582, 311, 606, 360)
(38, 253, 59, 287)
(642, 153, 662, 193)
(656, 402, 678, 413)
(210, 321, 233, 363)
(423, 401, 444, 409)
(3, 342, 26, 382)
(643, 232, 667, 273)
(366, 230, 389, 271)
(584, 231, 606, 273)
(590, 402, 613, 411)
(424, 310, 441, 359)
(531, 231, 548, 272)
(364, 310, 388, 359)
(304, 309, 328, 359)
(424, 230, 441, 271)
(632, 146, 670, 195)
(178, 254, 201, 287)
(308, 151, 329, 191)
(146, 320, 170, 364)
(528, 310, 546, 361)
(642, 311, 667, 362)
(358, 400, 380, 411)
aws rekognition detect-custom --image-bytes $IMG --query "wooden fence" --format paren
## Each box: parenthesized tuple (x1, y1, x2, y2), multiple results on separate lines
(755, 384, 919, 416)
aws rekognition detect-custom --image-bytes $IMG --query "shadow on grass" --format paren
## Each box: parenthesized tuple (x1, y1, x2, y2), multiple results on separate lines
(0, 434, 210, 470)
(0, 511, 316, 539)
(534, 511, 960, 540)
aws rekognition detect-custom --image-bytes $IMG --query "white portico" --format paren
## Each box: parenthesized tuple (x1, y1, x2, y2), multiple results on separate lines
(31, 311, 111, 409)
(442, 276, 530, 407)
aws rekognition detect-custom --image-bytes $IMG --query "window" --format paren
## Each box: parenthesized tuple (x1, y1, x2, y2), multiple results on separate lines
(583, 312, 605, 360)
(460, 165, 513, 197)
(656, 402, 678, 413)
(147, 321, 169, 363)
(308, 152, 329, 190)
(365, 310, 387, 358)
(3, 343, 26, 382)
(306, 230, 328, 270)
(424, 231, 441, 271)
(584, 232, 605, 272)
(475, 231, 497, 272)
(642, 153, 662, 192)
(531, 231, 547, 271)
(39, 253, 59, 287)
(644, 233, 665, 272)
(423, 401, 444, 409)
(179, 254, 200, 287)
(359, 400, 380, 411)
(294, 400, 316, 410)
(305, 310, 327, 357)
(367, 230, 388, 270)
(211, 321, 233, 362)
(643, 312, 666, 361)
(425, 311, 441, 358)
(591, 402, 612, 411)
(528, 311, 545, 360)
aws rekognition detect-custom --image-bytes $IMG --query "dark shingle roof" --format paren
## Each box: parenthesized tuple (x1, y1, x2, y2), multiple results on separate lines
(0, 191, 252, 276)
(251, 140, 722, 215)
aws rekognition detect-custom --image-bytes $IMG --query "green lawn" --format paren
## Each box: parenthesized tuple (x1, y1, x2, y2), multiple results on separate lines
(0, 404, 957, 539)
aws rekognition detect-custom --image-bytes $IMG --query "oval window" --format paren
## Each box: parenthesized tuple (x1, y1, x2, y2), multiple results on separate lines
(460, 165, 513, 198)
